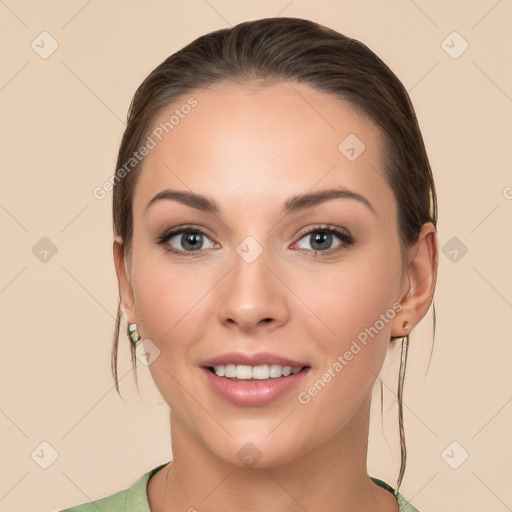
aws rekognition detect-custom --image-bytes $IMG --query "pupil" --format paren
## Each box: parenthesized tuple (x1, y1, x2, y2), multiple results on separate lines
(183, 232, 201, 250)
(312, 232, 331, 250)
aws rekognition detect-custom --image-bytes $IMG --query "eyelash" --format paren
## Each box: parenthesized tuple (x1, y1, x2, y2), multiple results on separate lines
(154, 224, 354, 257)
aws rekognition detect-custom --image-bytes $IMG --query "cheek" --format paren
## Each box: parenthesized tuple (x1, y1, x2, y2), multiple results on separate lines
(129, 245, 212, 350)
(303, 251, 400, 344)
(128, 252, 213, 409)
(294, 264, 399, 426)
(298, 244, 402, 393)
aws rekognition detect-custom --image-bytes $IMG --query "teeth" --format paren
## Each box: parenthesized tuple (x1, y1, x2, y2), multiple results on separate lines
(213, 364, 303, 379)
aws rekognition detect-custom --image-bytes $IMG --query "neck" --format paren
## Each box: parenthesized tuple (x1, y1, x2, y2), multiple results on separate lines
(149, 395, 398, 512)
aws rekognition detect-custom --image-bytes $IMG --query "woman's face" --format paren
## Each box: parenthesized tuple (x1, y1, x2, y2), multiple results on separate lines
(122, 81, 410, 467)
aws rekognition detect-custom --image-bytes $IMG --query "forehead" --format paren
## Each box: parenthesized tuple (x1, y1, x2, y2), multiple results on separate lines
(133, 81, 394, 221)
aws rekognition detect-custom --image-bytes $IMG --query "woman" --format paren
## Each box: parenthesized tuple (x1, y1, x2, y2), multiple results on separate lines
(61, 16, 438, 512)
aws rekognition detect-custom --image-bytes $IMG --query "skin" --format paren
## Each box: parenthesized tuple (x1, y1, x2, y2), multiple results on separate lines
(114, 81, 438, 512)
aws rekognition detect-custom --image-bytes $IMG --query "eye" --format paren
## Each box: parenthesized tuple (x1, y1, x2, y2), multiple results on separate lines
(155, 226, 217, 255)
(155, 224, 354, 256)
(293, 225, 353, 254)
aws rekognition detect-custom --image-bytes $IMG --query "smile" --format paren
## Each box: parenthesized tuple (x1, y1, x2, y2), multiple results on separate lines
(210, 363, 306, 380)
(202, 366, 311, 406)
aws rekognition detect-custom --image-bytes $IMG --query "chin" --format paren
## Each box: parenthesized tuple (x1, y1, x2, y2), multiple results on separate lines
(207, 435, 308, 470)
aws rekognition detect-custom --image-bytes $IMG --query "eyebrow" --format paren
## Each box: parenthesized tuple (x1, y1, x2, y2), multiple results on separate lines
(145, 187, 376, 216)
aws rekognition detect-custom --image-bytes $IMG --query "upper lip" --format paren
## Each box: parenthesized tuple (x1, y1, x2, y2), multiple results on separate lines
(201, 352, 310, 368)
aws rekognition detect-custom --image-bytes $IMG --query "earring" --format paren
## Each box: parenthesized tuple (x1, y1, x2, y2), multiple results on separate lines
(127, 323, 141, 344)
(390, 320, 410, 343)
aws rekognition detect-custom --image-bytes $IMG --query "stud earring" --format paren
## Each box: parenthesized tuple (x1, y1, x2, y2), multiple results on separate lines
(127, 323, 141, 344)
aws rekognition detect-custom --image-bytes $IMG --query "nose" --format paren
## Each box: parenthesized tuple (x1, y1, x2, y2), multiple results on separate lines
(216, 244, 290, 334)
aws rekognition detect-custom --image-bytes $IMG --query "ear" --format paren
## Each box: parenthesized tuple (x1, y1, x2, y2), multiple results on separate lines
(390, 222, 439, 338)
(113, 237, 137, 324)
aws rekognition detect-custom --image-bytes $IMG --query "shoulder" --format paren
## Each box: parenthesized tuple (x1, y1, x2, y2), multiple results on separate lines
(58, 462, 170, 512)
(58, 488, 127, 512)
(370, 477, 420, 512)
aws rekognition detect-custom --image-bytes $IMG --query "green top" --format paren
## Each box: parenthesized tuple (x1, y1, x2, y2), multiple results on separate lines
(59, 462, 419, 511)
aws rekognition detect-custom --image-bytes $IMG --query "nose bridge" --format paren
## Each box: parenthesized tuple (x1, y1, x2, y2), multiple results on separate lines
(216, 233, 288, 330)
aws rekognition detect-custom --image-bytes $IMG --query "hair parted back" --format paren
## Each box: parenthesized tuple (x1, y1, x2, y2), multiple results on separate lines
(111, 16, 437, 493)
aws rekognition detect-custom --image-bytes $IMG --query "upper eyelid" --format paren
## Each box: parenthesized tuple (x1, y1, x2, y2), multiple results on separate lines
(297, 224, 351, 239)
(159, 224, 214, 241)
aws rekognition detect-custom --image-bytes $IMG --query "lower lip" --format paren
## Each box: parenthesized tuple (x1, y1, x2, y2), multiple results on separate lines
(201, 367, 311, 406)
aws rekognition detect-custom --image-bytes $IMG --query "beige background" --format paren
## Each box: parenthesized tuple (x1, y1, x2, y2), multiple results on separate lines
(1, 1, 511, 511)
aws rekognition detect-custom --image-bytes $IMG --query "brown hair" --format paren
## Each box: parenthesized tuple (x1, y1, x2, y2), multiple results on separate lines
(111, 17, 437, 493)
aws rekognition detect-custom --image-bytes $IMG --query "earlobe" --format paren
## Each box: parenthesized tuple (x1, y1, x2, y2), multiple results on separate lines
(391, 223, 438, 338)
(113, 237, 136, 323)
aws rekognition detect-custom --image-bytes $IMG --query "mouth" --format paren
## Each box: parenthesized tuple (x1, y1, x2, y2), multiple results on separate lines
(201, 364, 312, 406)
